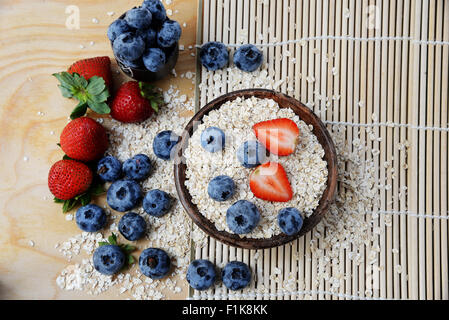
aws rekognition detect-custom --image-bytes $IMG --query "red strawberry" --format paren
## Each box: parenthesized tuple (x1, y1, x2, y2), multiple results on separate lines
(249, 162, 293, 202)
(68, 56, 112, 90)
(110, 81, 163, 123)
(48, 160, 93, 200)
(60, 117, 108, 162)
(253, 118, 300, 156)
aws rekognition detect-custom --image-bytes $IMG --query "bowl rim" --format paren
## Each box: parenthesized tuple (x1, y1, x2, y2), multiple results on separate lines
(174, 88, 338, 250)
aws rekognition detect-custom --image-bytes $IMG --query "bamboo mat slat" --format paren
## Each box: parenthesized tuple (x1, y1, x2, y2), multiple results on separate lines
(191, 0, 449, 300)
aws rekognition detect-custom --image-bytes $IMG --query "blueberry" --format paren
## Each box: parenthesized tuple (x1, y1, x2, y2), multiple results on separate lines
(233, 44, 263, 72)
(107, 19, 132, 42)
(221, 261, 252, 290)
(186, 259, 216, 290)
(157, 19, 182, 48)
(277, 207, 303, 236)
(93, 245, 125, 275)
(107, 180, 142, 212)
(113, 32, 145, 61)
(117, 54, 144, 69)
(123, 154, 152, 181)
(142, 0, 167, 26)
(139, 248, 171, 279)
(143, 189, 172, 217)
(236, 141, 267, 168)
(75, 204, 107, 232)
(208, 175, 235, 202)
(118, 212, 147, 241)
(153, 130, 180, 160)
(124, 7, 152, 30)
(137, 28, 157, 47)
(200, 127, 225, 153)
(97, 156, 122, 182)
(226, 200, 260, 234)
(143, 47, 166, 72)
(199, 41, 229, 71)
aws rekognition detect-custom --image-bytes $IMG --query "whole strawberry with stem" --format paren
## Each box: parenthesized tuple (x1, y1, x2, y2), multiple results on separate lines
(111, 81, 164, 123)
(53, 56, 112, 119)
(48, 159, 93, 201)
(60, 117, 109, 162)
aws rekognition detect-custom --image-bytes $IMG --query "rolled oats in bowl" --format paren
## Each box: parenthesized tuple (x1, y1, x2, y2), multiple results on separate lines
(183, 96, 328, 239)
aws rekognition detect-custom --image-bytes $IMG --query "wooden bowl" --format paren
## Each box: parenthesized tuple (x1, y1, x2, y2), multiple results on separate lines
(174, 89, 338, 250)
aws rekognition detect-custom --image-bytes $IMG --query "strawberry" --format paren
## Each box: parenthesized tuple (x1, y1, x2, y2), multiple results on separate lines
(249, 162, 293, 202)
(68, 56, 112, 91)
(48, 159, 93, 201)
(253, 118, 300, 156)
(53, 56, 112, 119)
(110, 81, 164, 123)
(60, 117, 109, 162)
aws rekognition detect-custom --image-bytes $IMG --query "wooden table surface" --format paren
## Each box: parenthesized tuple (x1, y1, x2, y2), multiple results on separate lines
(0, 0, 198, 299)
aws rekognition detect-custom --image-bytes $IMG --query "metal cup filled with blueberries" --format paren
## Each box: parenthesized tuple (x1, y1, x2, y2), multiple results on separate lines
(108, 0, 181, 82)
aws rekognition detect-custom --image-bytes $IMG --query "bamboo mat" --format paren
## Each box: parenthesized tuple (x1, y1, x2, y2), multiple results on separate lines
(190, 0, 448, 300)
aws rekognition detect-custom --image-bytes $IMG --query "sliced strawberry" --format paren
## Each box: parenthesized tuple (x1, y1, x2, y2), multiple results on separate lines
(249, 162, 293, 202)
(253, 118, 300, 156)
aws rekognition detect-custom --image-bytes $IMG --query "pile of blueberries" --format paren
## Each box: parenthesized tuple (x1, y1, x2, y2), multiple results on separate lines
(199, 41, 264, 72)
(200, 126, 304, 237)
(108, 0, 181, 72)
(74, 129, 181, 277)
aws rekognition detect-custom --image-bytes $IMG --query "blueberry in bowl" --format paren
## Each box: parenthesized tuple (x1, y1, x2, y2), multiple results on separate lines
(226, 200, 260, 234)
(109, 2, 180, 82)
(208, 175, 235, 202)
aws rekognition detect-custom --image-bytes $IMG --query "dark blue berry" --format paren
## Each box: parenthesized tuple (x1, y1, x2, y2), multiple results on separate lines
(222, 261, 252, 290)
(124, 7, 152, 30)
(277, 207, 303, 236)
(143, 47, 166, 72)
(75, 204, 107, 232)
(143, 189, 172, 217)
(123, 154, 152, 181)
(236, 140, 267, 168)
(93, 245, 125, 275)
(153, 130, 180, 160)
(107, 19, 132, 42)
(233, 44, 263, 72)
(113, 32, 145, 62)
(208, 175, 235, 202)
(139, 248, 171, 279)
(142, 0, 167, 26)
(200, 127, 225, 153)
(118, 212, 147, 241)
(199, 41, 229, 71)
(97, 156, 122, 182)
(186, 259, 216, 290)
(226, 200, 260, 234)
(157, 19, 181, 48)
(107, 180, 142, 212)
(137, 28, 157, 47)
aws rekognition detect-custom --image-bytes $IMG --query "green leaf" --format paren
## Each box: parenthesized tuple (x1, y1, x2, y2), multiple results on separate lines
(79, 193, 91, 206)
(63, 154, 75, 160)
(70, 102, 88, 119)
(150, 100, 159, 112)
(98, 241, 109, 246)
(89, 182, 105, 196)
(108, 233, 118, 246)
(128, 255, 135, 266)
(86, 76, 106, 96)
(87, 101, 111, 114)
(119, 244, 136, 254)
(53, 197, 64, 203)
(62, 199, 77, 213)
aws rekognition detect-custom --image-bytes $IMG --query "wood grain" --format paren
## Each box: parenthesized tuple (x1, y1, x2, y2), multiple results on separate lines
(0, 0, 197, 299)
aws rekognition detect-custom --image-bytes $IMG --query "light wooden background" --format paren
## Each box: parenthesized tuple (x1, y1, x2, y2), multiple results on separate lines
(194, 0, 448, 300)
(0, 0, 197, 299)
